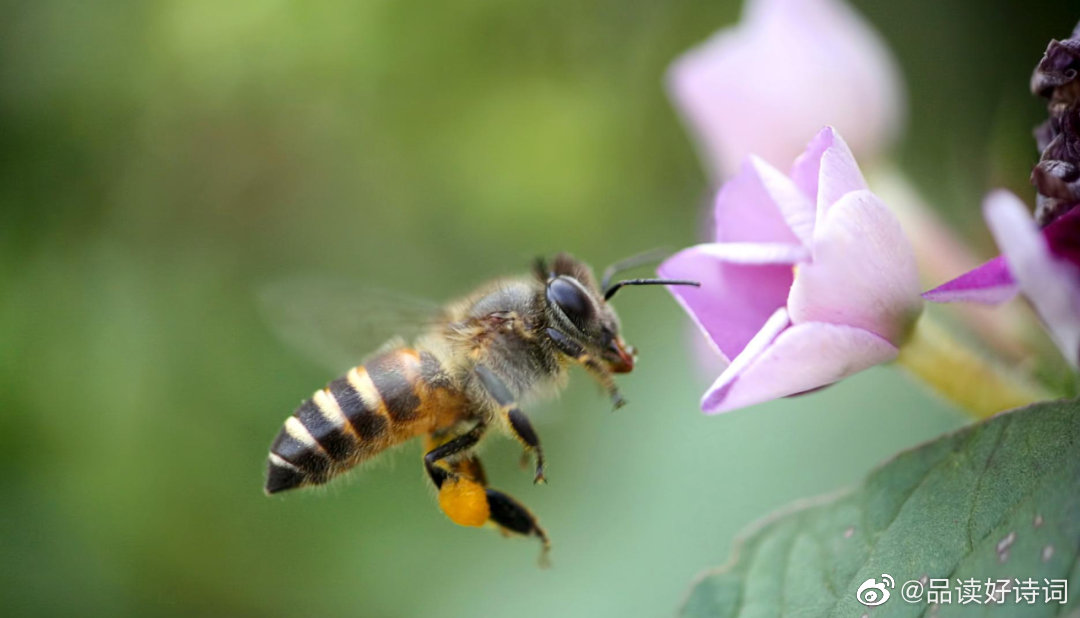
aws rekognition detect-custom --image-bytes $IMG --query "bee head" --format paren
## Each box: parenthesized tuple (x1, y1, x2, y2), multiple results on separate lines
(534, 252, 699, 374)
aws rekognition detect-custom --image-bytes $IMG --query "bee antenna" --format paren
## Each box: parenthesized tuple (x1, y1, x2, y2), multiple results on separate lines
(604, 278, 700, 301)
(600, 248, 674, 290)
(532, 256, 550, 281)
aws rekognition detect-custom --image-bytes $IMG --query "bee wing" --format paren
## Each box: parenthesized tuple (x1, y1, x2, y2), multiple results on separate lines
(258, 276, 444, 373)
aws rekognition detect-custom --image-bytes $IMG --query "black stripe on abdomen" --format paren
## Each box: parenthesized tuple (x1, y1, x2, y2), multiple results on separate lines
(367, 354, 421, 421)
(268, 426, 331, 485)
(294, 398, 356, 462)
(330, 374, 388, 442)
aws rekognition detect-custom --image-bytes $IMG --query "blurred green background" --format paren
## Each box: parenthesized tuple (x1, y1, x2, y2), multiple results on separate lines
(1, 1, 1074, 616)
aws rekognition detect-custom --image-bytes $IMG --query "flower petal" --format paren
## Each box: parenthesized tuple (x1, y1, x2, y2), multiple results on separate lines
(790, 126, 869, 222)
(789, 125, 832, 201)
(702, 318, 897, 413)
(693, 242, 810, 264)
(921, 256, 1019, 305)
(1044, 201, 1080, 268)
(787, 189, 922, 345)
(660, 245, 795, 362)
(747, 156, 816, 244)
(984, 190, 1080, 367)
(667, 0, 903, 179)
(712, 158, 803, 245)
(701, 307, 791, 409)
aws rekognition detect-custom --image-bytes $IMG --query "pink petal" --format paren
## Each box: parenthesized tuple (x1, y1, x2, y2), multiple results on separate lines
(690, 323, 729, 380)
(660, 244, 797, 362)
(787, 128, 868, 222)
(693, 242, 810, 264)
(984, 191, 1080, 367)
(667, 25, 759, 180)
(701, 307, 791, 408)
(789, 126, 870, 222)
(789, 125, 834, 201)
(747, 156, 816, 244)
(712, 158, 803, 245)
(667, 0, 903, 179)
(921, 256, 1019, 305)
(814, 128, 869, 218)
(787, 190, 922, 345)
(702, 318, 897, 414)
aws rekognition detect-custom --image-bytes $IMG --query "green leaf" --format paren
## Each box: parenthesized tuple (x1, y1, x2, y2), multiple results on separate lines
(681, 398, 1080, 617)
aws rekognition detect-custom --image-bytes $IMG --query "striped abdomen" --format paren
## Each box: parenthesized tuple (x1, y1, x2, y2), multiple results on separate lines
(265, 348, 461, 494)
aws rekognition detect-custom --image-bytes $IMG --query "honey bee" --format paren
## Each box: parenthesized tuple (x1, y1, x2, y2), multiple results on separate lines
(263, 252, 698, 559)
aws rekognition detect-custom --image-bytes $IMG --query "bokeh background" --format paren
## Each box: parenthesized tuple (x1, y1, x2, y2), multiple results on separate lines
(2, 1, 1075, 616)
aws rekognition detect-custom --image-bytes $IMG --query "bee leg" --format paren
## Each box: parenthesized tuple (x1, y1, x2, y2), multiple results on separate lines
(422, 421, 487, 489)
(485, 487, 551, 566)
(546, 328, 626, 410)
(453, 452, 488, 487)
(584, 362, 626, 410)
(424, 443, 551, 563)
(452, 454, 550, 563)
(423, 425, 494, 531)
(474, 365, 546, 484)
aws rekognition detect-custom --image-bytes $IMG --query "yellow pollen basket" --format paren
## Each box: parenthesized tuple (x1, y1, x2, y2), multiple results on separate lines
(438, 477, 490, 527)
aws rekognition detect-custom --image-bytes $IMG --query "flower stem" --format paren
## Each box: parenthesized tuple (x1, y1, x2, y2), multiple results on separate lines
(895, 316, 1053, 419)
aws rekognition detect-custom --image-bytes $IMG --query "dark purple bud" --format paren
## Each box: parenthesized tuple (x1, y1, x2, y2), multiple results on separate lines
(1031, 22, 1080, 226)
(1031, 109, 1080, 225)
(1032, 158, 1079, 199)
(1031, 22, 1080, 99)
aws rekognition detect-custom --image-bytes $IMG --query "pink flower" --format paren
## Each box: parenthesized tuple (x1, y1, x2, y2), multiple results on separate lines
(926, 26, 1080, 369)
(660, 127, 922, 413)
(668, 0, 903, 180)
(924, 191, 1080, 367)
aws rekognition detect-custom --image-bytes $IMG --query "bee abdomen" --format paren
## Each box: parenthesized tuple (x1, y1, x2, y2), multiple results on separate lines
(265, 349, 434, 495)
(265, 397, 346, 494)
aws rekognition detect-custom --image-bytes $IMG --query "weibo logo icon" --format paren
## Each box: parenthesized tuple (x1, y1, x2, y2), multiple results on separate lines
(856, 574, 894, 607)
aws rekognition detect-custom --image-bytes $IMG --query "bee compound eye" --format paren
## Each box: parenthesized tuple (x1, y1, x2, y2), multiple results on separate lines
(546, 276, 593, 329)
